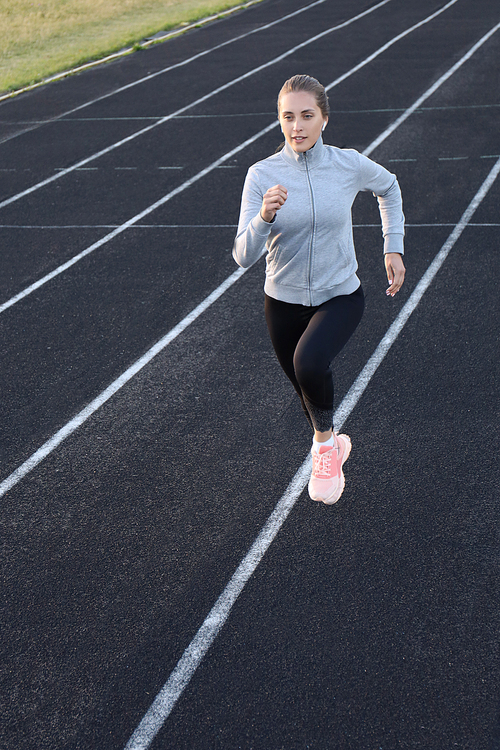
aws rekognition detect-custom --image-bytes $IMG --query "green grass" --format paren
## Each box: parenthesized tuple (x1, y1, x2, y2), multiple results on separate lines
(0, 0, 259, 94)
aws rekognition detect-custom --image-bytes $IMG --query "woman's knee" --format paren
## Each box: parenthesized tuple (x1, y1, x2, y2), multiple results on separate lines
(293, 349, 328, 393)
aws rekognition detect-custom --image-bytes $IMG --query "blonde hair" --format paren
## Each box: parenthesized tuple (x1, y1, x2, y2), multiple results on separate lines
(277, 74, 330, 119)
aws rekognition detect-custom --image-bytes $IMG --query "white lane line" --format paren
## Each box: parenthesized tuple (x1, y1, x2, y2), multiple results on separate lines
(62, 112, 274, 120)
(5, 100, 497, 124)
(0, 112, 271, 123)
(0, 0, 466, 315)
(124, 153, 500, 750)
(2, 223, 499, 230)
(0, 224, 239, 229)
(0, 0, 410, 210)
(0, 0, 380, 145)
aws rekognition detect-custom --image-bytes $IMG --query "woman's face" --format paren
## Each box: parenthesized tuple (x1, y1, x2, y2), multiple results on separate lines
(278, 90, 328, 153)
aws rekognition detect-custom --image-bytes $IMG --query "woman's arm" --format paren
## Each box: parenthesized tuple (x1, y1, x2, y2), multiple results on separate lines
(232, 169, 276, 269)
(358, 153, 405, 252)
(358, 153, 406, 295)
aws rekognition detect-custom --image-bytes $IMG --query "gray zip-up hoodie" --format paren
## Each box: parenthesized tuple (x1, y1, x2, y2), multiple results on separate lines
(233, 137, 405, 306)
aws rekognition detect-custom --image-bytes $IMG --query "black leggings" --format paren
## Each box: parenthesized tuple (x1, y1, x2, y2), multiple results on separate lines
(264, 286, 365, 432)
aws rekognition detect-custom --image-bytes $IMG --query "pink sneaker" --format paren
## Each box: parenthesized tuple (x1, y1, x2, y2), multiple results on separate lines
(308, 433, 352, 504)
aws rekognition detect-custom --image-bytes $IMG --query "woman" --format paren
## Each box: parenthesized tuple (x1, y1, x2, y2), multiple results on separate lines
(233, 75, 405, 505)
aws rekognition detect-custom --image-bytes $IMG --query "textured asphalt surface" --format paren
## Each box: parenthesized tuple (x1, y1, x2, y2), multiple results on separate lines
(1, 0, 499, 748)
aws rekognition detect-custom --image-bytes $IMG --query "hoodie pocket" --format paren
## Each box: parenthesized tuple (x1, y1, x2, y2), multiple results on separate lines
(313, 239, 355, 289)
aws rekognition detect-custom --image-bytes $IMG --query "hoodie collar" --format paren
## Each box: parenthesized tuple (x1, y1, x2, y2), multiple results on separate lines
(280, 135, 326, 170)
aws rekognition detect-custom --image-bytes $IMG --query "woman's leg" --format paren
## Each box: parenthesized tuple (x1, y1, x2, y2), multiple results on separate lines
(264, 287, 364, 432)
(293, 286, 365, 434)
(265, 288, 364, 505)
(264, 294, 316, 427)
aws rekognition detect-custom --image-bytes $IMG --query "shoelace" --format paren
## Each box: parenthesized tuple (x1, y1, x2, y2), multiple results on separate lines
(312, 449, 332, 478)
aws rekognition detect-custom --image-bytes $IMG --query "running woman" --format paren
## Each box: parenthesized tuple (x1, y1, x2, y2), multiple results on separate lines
(233, 75, 405, 504)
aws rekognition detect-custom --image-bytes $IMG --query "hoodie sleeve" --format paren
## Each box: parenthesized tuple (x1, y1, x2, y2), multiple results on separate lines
(358, 153, 405, 255)
(232, 166, 275, 268)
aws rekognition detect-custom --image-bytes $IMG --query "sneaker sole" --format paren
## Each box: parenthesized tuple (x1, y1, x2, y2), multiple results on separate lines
(310, 434, 351, 505)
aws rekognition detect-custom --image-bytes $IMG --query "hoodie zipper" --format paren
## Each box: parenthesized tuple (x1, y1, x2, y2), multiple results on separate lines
(304, 150, 316, 306)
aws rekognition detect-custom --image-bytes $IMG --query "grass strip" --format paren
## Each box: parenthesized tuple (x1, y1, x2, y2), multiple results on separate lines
(0, 0, 261, 95)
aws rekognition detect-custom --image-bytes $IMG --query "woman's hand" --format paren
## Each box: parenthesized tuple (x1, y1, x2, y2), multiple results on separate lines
(385, 253, 406, 297)
(261, 184, 288, 223)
